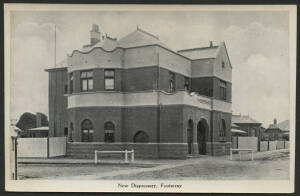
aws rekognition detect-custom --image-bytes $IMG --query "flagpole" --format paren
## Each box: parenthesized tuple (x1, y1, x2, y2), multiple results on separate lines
(53, 24, 57, 137)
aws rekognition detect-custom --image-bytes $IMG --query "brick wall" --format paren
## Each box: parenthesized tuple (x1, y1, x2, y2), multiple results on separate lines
(48, 68, 68, 137)
(211, 111, 232, 143)
(67, 142, 188, 159)
(68, 107, 123, 142)
(206, 142, 231, 156)
(122, 66, 158, 92)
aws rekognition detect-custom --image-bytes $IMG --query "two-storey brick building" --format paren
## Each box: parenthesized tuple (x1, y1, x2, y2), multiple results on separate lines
(46, 24, 233, 158)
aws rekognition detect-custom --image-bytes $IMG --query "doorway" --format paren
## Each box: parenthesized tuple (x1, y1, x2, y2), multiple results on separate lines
(197, 119, 208, 154)
(81, 119, 94, 142)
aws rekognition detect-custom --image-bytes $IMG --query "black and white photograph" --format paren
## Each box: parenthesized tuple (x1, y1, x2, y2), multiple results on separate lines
(4, 4, 296, 193)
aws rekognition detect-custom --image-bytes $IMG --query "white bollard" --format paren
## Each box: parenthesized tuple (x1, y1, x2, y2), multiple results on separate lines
(131, 149, 134, 162)
(125, 150, 128, 163)
(94, 151, 97, 164)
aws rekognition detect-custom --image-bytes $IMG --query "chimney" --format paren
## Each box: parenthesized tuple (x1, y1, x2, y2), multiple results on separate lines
(90, 24, 100, 45)
(36, 113, 42, 128)
(209, 41, 213, 47)
(273, 118, 277, 125)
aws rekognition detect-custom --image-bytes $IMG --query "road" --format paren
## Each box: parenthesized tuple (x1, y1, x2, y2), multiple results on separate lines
(18, 149, 290, 180)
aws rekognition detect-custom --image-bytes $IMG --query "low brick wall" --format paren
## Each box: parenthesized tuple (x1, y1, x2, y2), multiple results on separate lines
(67, 142, 188, 159)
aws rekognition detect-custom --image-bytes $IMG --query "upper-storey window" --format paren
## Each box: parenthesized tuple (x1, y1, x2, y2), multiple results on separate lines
(169, 71, 175, 93)
(69, 73, 74, 94)
(64, 84, 68, 94)
(184, 77, 190, 91)
(220, 80, 226, 100)
(222, 61, 225, 68)
(104, 69, 115, 90)
(80, 70, 93, 92)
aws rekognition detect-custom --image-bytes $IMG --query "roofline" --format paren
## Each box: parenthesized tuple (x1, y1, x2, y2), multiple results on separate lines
(136, 27, 159, 40)
(68, 44, 192, 61)
(220, 42, 233, 68)
(178, 46, 218, 52)
(233, 122, 262, 125)
(191, 57, 216, 61)
(45, 67, 67, 72)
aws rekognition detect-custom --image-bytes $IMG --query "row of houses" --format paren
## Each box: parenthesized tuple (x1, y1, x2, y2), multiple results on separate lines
(231, 114, 289, 141)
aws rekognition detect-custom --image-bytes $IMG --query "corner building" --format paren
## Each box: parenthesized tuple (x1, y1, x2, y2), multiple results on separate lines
(46, 25, 232, 158)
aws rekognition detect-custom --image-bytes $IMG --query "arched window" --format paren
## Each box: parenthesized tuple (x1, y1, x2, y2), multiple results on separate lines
(104, 121, 115, 143)
(133, 131, 149, 143)
(219, 119, 226, 137)
(81, 119, 93, 142)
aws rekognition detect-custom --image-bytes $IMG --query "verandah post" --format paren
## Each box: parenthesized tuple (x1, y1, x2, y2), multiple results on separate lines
(125, 150, 128, 163)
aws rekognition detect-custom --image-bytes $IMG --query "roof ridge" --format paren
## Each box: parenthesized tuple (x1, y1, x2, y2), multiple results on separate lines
(137, 26, 159, 40)
(178, 46, 218, 52)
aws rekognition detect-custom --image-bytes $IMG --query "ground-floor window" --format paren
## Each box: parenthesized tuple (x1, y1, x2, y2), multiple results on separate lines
(104, 121, 115, 143)
(219, 119, 226, 140)
(133, 131, 149, 143)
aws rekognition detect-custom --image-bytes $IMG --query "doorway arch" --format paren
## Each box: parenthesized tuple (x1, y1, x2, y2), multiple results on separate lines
(133, 131, 149, 143)
(81, 119, 93, 142)
(187, 119, 194, 154)
(197, 119, 208, 154)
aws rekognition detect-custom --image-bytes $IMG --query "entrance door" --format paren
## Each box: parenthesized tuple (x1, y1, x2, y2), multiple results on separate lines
(197, 120, 208, 154)
(187, 120, 194, 154)
(81, 119, 93, 142)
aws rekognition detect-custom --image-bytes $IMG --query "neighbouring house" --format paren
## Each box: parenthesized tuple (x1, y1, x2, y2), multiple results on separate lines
(45, 24, 233, 158)
(232, 114, 262, 137)
(263, 119, 289, 141)
(26, 126, 49, 137)
(231, 122, 247, 136)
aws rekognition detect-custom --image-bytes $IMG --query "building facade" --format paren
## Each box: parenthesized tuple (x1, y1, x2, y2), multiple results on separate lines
(46, 25, 233, 158)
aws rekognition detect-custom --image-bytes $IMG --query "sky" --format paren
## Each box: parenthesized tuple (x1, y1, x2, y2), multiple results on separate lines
(9, 10, 291, 127)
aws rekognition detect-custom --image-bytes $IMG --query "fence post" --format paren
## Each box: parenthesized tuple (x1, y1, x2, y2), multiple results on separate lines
(47, 137, 50, 158)
(267, 140, 270, 151)
(14, 137, 18, 180)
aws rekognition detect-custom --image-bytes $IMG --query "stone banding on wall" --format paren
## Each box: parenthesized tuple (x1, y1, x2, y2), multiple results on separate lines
(68, 90, 231, 113)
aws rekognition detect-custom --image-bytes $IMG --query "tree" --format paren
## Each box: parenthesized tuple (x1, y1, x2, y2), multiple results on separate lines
(16, 112, 49, 130)
(40, 113, 49, 126)
(16, 112, 36, 131)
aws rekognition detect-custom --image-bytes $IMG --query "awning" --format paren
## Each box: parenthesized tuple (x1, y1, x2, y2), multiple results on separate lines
(27, 126, 49, 131)
(231, 128, 247, 134)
